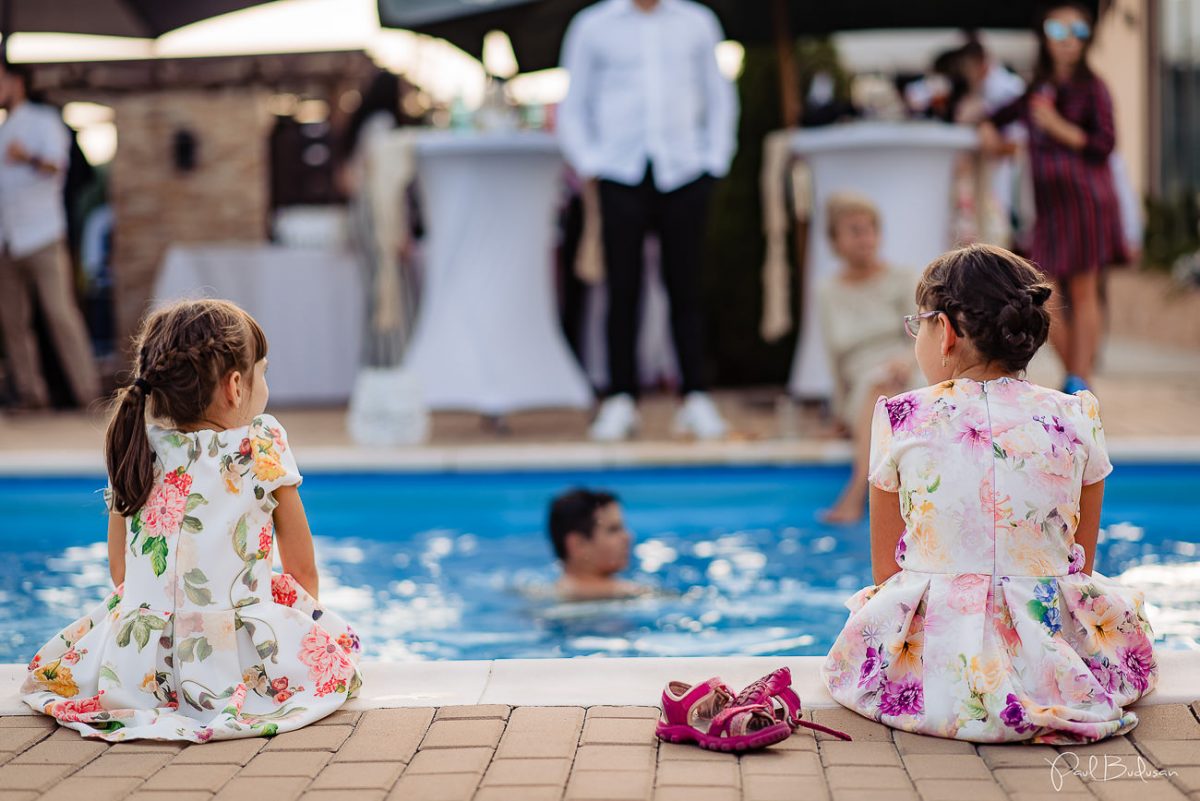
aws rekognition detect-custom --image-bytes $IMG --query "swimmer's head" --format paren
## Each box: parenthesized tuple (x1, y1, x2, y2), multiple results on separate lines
(548, 488, 630, 577)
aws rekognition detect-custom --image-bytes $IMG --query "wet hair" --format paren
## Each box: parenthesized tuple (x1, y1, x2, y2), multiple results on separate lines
(915, 244, 1053, 373)
(1033, 1, 1096, 86)
(825, 191, 881, 242)
(1, 62, 33, 98)
(547, 488, 619, 561)
(105, 299, 268, 516)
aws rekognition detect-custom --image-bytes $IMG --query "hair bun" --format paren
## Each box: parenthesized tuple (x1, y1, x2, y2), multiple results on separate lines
(1029, 284, 1052, 306)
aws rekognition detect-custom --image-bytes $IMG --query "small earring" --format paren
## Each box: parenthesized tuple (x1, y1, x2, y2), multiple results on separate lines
(941, 356, 948, 367)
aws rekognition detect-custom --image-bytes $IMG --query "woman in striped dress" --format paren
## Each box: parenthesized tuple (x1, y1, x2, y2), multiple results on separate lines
(979, 2, 1125, 394)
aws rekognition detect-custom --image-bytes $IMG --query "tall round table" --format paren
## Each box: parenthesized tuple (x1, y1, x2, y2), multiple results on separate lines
(787, 122, 978, 399)
(402, 131, 593, 415)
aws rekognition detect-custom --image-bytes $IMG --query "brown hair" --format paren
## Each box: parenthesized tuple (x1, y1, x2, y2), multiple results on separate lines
(105, 299, 268, 516)
(915, 244, 1053, 373)
(1033, 1, 1096, 86)
(825, 191, 881, 241)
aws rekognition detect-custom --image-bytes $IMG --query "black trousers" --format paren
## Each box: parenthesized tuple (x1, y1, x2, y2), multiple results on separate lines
(598, 167, 713, 398)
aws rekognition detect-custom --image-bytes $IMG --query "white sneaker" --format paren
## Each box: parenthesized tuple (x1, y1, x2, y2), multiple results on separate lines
(673, 392, 728, 441)
(589, 394, 639, 442)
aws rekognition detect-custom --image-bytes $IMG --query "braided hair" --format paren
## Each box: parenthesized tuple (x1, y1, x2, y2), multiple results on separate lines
(915, 244, 1053, 374)
(105, 299, 268, 516)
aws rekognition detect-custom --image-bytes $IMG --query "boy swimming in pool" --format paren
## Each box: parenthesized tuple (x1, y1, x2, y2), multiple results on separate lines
(548, 488, 649, 601)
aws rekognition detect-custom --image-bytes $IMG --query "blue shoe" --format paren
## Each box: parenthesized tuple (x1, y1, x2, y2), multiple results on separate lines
(1062, 374, 1090, 394)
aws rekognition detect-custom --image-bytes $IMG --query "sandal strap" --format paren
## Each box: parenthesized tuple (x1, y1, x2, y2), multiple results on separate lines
(660, 677, 733, 727)
(709, 702, 775, 739)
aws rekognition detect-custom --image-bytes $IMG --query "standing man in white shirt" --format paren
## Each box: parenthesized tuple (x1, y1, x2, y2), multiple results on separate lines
(558, 0, 738, 441)
(0, 62, 99, 411)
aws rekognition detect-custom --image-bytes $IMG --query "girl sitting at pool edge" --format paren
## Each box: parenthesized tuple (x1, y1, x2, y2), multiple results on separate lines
(822, 244, 1157, 743)
(22, 299, 362, 742)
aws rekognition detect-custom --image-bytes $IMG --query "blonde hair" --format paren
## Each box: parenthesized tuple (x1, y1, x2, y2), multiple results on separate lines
(826, 191, 881, 242)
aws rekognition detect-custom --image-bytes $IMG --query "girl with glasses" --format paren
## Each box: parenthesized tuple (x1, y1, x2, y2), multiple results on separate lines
(978, 1, 1125, 397)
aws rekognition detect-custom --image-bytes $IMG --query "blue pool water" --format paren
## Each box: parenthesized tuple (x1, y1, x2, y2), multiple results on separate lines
(1, 464, 1197, 663)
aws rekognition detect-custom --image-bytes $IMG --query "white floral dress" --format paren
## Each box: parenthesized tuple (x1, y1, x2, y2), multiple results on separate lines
(822, 378, 1157, 744)
(22, 415, 363, 742)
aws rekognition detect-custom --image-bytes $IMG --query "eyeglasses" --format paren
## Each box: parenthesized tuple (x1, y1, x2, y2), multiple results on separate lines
(1044, 19, 1091, 42)
(904, 310, 942, 339)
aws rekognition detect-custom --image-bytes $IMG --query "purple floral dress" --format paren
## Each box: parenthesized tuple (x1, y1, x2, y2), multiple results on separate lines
(822, 378, 1157, 744)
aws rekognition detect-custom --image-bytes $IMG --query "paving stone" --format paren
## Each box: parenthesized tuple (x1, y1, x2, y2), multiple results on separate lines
(832, 790, 919, 801)
(1131, 706, 1200, 741)
(1007, 794, 1095, 801)
(309, 761, 404, 790)
(76, 751, 174, 778)
(653, 788, 740, 801)
(302, 792, 386, 801)
(826, 765, 911, 790)
(904, 754, 992, 781)
(914, 779, 1009, 801)
(9, 738, 107, 765)
(1138, 741, 1200, 767)
(239, 750, 333, 777)
(995, 766, 1086, 793)
(656, 760, 739, 786)
(433, 705, 510, 721)
(0, 791, 38, 801)
(581, 717, 657, 746)
(482, 757, 572, 786)
(772, 731, 818, 752)
(403, 747, 493, 775)
(127, 793, 214, 801)
(809, 709, 893, 742)
(0, 764, 74, 792)
(172, 738, 266, 764)
(742, 775, 830, 801)
(565, 769, 653, 801)
(355, 708, 434, 738)
(214, 776, 309, 801)
(261, 725, 353, 752)
(1166, 767, 1200, 791)
(311, 711, 363, 727)
(586, 707, 660, 720)
(1091, 780, 1189, 801)
(656, 743, 740, 762)
(575, 745, 655, 771)
(0, 728, 51, 753)
(496, 710, 584, 760)
(475, 788, 564, 801)
(1062, 736, 1139, 757)
(387, 772, 480, 801)
(893, 731, 977, 756)
(37, 776, 141, 801)
(108, 741, 187, 755)
(820, 741, 901, 766)
(0, 716, 55, 729)
(419, 719, 506, 749)
(334, 723, 427, 763)
(977, 744, 1061, 767)
(507, 707, 586, 733)
(739, 751, 821, 776)
(140, 763, 240, 791)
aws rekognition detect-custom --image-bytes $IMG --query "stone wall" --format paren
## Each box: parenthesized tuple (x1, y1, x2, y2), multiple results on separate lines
(108, 88, 273, 359)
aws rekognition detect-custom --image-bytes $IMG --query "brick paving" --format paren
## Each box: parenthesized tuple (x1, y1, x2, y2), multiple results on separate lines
(2, 703, 1199, 801)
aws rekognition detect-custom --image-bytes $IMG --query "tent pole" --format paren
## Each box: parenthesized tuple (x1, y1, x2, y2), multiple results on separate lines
(771, 0, 801, 127)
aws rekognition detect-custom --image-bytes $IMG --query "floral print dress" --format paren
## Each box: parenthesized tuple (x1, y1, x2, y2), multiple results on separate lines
(22, 415, 363, 742)
(822, 378, 1156, 744)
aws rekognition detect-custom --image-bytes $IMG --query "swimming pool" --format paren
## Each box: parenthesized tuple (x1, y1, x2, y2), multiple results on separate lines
(1, 464, 1197, 663)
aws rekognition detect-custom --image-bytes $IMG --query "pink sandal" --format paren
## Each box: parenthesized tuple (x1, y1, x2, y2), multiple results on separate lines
(656, 677, 792, 752)
(734, 667, 852, 741)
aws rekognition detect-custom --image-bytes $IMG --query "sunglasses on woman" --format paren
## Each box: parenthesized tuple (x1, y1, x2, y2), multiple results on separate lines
(903, 310, 942, 339)
(1044, 19, 1091, 42)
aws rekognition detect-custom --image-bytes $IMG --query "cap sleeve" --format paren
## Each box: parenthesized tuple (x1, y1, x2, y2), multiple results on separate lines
(867, 396, 901, 492)
(1075, 390, 1112, 486)
(248, 414, 302, 493)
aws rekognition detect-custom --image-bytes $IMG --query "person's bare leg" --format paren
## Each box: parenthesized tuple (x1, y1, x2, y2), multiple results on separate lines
(1068, 271, 1102, 385)
(1047, 283, 1072, 380)
(822, 382, 894, 524)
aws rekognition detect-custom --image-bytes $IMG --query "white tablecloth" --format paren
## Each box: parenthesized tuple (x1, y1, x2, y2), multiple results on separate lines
(400, 130, 592, 415)
(788, 122, 978, 399)
(153, 244, 364, 405)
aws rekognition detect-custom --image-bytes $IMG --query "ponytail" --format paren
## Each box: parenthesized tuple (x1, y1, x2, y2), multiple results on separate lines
(104, 382, 155, 517)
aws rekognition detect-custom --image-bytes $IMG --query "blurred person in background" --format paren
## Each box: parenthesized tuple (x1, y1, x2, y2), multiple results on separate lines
(0, 62, 99, 412)
(980, 2, 1123, 394)
(548, 488, 647, 601)
(558, 0, 738, 442)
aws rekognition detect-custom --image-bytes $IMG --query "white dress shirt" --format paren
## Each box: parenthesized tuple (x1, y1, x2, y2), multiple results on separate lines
(557, 0, 738, 193)
(0, 102, 70, 259)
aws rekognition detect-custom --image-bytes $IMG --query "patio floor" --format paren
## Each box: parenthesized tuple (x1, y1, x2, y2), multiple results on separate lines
(1, 702, 1199, 801)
